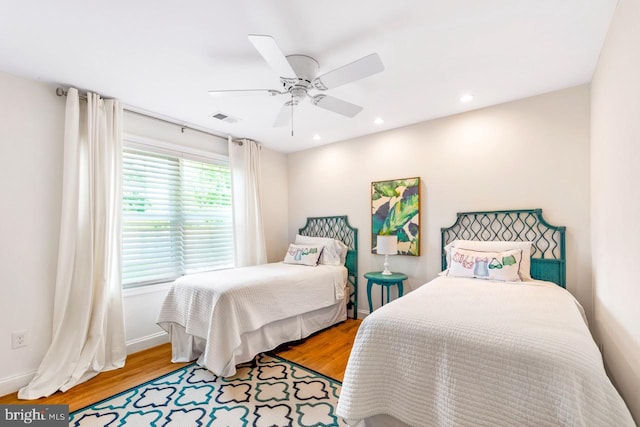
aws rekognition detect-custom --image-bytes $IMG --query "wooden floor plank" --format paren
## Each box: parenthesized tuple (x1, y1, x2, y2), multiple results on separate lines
(0, 319, 361, 412)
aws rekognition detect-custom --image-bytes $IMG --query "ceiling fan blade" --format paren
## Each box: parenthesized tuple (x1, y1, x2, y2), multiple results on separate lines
(313, 53, 384, 90)
(274, 102, 294, 127)
(208, 89, 281, 97)
(248, 34, 297, 78)
(312, 94, 363, 118)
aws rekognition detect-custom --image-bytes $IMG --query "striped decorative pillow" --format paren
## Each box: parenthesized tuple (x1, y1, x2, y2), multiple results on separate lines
(447, 247, 523, 282)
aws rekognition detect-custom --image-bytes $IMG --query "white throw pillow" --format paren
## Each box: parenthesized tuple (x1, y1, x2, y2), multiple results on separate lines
(283, 244, 323, 266)
(295, 235, 346, 266)
(446, 240, 533, 281)
(447, 247, 523, 282)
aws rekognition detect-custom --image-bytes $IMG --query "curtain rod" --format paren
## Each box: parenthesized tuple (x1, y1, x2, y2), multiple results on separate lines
(55, 87, 247, 145)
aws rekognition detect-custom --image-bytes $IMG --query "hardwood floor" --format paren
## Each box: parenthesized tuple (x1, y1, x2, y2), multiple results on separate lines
(0, 319, 361, 413)
(275, 318, 361, 381)
(0, 344, 191, 412)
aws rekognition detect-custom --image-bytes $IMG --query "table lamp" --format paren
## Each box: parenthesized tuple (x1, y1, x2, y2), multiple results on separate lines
(377, 235, 398, 275)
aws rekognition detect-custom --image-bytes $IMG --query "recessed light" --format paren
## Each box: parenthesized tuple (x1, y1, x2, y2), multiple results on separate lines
(460, 94, 474, 103)
(312, 134, 321, 141)
(374, 117, 384, 125)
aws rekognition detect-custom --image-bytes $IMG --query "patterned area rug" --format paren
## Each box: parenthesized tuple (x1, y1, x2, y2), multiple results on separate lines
(70, 354, 346, 426)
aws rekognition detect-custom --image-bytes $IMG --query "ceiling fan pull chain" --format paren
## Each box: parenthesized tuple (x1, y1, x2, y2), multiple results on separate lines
(291, 93, 294, 136)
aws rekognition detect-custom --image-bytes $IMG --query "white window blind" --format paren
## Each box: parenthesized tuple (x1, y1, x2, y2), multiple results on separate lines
(122, 146, 234, 287)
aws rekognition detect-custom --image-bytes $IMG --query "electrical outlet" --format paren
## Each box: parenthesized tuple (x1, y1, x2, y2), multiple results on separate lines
(11, 330, 29, 349)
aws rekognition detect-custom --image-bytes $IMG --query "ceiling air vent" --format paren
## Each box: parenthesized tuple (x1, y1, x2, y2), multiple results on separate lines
(211, 111, 239, 124)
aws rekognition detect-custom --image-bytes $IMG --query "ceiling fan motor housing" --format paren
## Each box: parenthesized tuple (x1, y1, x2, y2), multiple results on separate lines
(282, 54, 319, 97)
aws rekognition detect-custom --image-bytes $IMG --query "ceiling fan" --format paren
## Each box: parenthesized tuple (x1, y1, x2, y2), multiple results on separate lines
(208, 34, 385, 128)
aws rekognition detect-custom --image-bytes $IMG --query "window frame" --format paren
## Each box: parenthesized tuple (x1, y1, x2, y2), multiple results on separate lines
(121, 134, 233, 288)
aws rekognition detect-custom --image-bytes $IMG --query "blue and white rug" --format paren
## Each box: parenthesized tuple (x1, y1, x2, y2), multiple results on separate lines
(70, 354, 347, 426)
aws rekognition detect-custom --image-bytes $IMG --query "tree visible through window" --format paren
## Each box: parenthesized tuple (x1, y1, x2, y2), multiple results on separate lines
(122, 146, 233, 287)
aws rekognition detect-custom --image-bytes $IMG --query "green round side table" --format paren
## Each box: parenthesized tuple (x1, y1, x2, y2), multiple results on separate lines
(364, 271, 408, 313)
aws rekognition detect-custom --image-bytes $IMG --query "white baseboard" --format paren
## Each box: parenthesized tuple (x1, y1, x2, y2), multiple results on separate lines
(356, 308, 370, 319)
(126, 331, 169, 355)
(0, 332, 170, 397)
(0, 370, 36, 397)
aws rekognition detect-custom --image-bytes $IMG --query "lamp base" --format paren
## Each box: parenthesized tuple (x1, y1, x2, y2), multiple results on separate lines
(382, 254, 392, 275)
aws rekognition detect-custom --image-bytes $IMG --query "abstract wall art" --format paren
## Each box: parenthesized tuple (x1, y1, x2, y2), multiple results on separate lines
(371, 177, 420, 256)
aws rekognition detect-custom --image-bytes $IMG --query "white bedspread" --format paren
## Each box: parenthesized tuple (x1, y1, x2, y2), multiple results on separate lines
(157, 262, 346, 377)
(337, 276, 634, 427)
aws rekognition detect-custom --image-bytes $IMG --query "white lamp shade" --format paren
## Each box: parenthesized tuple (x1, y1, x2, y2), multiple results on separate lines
(377, 235, 398, 255)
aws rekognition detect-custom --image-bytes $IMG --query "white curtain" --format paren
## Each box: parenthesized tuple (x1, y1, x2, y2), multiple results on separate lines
(229, 137, 267, 267)
(19, 88, 126, 399)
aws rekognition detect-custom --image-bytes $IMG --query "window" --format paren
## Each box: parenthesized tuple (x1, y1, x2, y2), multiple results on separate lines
(122, 144, 234, 287)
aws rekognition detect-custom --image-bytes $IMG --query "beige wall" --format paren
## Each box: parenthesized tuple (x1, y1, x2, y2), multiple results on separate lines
(591, 0, 640, 421)
(288, 85, 592, 319)
(260, 147, 289, 262)
(0, 71, 64, 394)
(123, 110, 229, 156)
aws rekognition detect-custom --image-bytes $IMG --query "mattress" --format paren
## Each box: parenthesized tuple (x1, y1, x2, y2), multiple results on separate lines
(157, 262, 347, 377)
(336, 276, 634, 426)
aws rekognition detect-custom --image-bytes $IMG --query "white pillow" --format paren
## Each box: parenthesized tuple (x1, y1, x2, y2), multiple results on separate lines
(283, 244, 323, 266)
(295, 235, 347, 266)
(447, 247, 523, 282)
(335, 240, 348, 265)
(446, 240, 533, 281)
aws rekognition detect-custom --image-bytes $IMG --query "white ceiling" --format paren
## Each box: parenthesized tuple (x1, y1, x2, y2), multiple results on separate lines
(0, 1, 616, 153)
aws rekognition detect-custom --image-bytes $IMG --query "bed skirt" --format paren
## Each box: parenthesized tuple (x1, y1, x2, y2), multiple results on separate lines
(166, 297, 347, 372)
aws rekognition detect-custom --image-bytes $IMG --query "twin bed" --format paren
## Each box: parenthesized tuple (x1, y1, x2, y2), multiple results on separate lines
(156, 215, 358, 377)
(336, 209, 634, 426)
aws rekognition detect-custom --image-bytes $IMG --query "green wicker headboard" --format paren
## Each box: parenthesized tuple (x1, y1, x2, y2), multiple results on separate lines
(441, 209, 566, 287)
(298, 216, 358, 318)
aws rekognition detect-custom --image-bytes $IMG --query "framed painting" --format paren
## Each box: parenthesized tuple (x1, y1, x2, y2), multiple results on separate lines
(371, 177, 420, 256)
